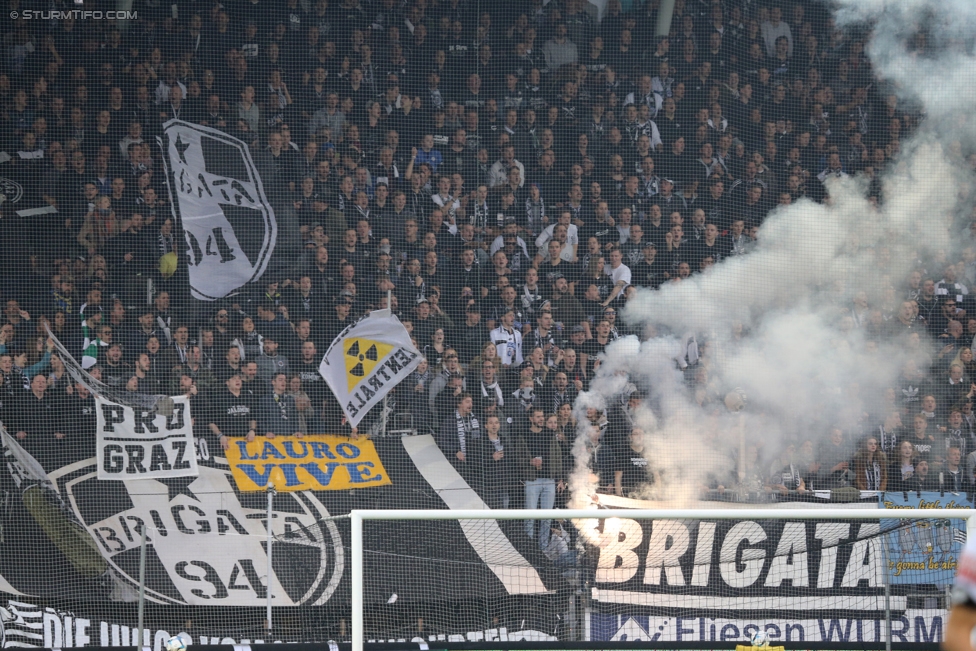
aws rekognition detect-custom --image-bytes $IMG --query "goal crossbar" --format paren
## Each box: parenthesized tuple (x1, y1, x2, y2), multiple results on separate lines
(349, 508, 976, 651)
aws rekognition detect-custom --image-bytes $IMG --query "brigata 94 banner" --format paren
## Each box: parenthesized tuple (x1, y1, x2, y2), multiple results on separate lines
(224, 435, 392, 492)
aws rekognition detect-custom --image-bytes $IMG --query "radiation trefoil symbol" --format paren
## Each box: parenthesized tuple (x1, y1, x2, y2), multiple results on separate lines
(343, 338, 393, 391)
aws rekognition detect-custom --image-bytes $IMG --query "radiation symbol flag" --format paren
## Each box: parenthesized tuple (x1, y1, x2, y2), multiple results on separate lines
(319, 310, 423, 427)
(344, 338, 393, 391)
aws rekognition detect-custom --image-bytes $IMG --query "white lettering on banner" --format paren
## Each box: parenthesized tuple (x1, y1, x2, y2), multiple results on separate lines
(158, 120, 277, 301)
(765, 522, 809, 587)
(842, 523, 883, 587)
(0, 600, 557, 651)
(690, 521, 716, 586)
(593, 612, 947, 643)
(577, 517, 642, 583)
(398, 628, 557, 644)
(341, 348, 420, 418)
(816, 522, 851, 587)
(2, 600, 556, 649)
(719, 521, 767, 588)
(644, 520, 688, 586)
(95, 397, 199, 480)
(582, 509, 893, 613)
(10, 600, 949, 648)
(47, 461, 345, 607)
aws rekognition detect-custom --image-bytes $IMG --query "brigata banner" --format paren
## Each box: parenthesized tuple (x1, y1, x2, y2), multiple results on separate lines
(96, 396, 198, 480)
(319, 309, 422, 427)
(880, 491, 970, 586)
(225, 435, 392, 492)
(581, 495, 893, 615)
(158, 120, 278, 301)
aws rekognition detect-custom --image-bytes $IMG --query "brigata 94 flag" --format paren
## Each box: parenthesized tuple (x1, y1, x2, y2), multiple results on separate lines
(158, 120, 278, 301)
(319, 309, 422, 428)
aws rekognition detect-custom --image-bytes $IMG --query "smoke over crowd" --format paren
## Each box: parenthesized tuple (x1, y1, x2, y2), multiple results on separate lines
(569, 0, 976, 506)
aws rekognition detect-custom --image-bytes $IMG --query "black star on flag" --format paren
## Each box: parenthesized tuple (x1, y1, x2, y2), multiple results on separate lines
(157, 476, 200, 502)
(175, 134, 190, 165)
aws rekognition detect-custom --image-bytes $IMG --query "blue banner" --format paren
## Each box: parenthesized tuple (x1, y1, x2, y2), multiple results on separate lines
(880, 491, 971, 585)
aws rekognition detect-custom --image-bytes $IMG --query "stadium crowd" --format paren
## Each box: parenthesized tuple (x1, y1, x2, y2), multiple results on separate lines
(0, 0, 973, 553)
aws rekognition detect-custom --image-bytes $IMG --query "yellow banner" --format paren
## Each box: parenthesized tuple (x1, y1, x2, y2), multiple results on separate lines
(225, 435, 392, 492)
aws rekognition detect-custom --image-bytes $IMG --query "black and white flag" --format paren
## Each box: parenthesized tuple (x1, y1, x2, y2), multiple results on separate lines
(319, 309, 423, 427)
(1, 424, 48, 492)
(96, 397, 198, 480)
(158, 120, 278, 301)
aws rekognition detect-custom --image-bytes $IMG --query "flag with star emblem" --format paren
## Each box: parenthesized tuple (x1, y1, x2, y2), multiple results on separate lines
(158, 120, 278, 301)
(319, 309, 422, 427)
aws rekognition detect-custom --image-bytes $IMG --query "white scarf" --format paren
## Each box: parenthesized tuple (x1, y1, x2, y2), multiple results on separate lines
(455, 410, 480, 453)
(878, 426, 897, 454)
(481, 380, 504, 408)
(521, 283, 544, 313)
(865, 461, 881, 490)
(488, 434, 504, 454)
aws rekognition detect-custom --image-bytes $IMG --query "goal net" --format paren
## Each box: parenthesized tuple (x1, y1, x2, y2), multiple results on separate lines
(349, 508, 975, 648)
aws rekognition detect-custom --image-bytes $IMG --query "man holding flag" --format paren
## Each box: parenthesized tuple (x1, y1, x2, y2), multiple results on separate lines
(318, 307, 423, 429)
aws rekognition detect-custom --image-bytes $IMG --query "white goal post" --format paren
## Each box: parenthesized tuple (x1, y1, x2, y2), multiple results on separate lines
(349, 508, 976, 651)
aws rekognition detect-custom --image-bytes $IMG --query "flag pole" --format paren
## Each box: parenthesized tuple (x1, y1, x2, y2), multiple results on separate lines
(136, 524, 147, 648)
(266, 486, 275, 630)
(380, 289, 392, 438)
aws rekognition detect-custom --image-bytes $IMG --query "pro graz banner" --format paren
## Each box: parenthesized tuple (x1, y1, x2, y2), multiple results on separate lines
(319, 309, 422, 427)
(880, 491, 970, 585)
(96, 397, 198, 481)
(158, 120, 277, 301)
(225, 435, 391, 492)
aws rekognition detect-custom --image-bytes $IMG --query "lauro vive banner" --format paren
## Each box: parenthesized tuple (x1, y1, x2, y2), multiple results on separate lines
(225, 435, 392, 492)
(96, 396, 198, 480)
(319, 309, 422, 427)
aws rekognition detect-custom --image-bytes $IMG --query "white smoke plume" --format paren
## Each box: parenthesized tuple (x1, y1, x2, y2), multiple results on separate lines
(569, 3, 976, 505)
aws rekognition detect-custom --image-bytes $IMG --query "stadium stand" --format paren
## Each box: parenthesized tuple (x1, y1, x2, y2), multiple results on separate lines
(0, 0, 972, 645)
